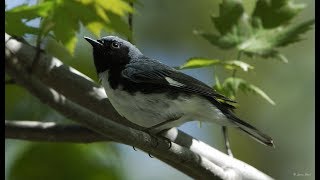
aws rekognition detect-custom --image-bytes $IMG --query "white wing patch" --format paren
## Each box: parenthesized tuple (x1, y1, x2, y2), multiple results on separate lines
(165, 77, 185, 87)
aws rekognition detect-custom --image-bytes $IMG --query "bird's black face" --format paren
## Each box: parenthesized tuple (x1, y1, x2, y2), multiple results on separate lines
(84, 36, 133, 74)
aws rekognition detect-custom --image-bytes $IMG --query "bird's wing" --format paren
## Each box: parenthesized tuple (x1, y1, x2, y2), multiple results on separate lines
(122, 59, 236, 105)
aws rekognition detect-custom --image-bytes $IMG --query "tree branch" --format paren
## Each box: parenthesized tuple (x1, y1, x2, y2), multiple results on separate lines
(5, 120, 109, 143)
(5, 33, 273, 180)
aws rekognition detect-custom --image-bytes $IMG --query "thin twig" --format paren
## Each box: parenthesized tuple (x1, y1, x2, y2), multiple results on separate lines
(30, 35, 43, 73)
(128, 1, 134, 43)
(222, 50, 243, 156)
(222, 126, 233, 157)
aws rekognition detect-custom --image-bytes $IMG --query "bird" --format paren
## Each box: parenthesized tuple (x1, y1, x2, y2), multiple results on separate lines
(84, 36, 274, 147)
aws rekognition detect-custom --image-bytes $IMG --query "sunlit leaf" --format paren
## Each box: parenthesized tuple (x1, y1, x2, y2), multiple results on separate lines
(223, 60, 254, 71)
(213, 75, 225, 96)
(5, 2, 54, 36)
(180, 58, 253, 72)
(97, 0, 133, 16)
(5, 2, 53, 20)
(5, 0, 133, 55)
(86, 21, 105, 37)
(179, 58, 221, 69)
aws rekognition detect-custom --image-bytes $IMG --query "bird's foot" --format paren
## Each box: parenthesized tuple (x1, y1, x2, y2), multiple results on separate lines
(144, 128, 172, 150)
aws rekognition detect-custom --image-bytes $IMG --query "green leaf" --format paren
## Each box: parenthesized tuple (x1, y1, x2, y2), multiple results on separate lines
(5, 18, 39, 36)
(96, 0, 133, 16)
(86, 21, 106, 37)
(179, 58, 221, 69)
(46, 1, 78, 55)
(5, 2, 53, 20)
(46, 0, 132, 55)
(79, 0, 133, 38)
(196, 0, 314, 61)
(252, 0, 306, 28)
(213, 75, 226, 96)
(211, 0, 244, 35)
(180, 58, 253, 72)
(105, 11, 131, 37)
(5, 2, 54, 36)
(246, 83, 276, 105)
(223, 60, 254, 71)
(222, 77, 275, 105)
(214, 75, 222, 91)
(238, 19, 314, 62)
(195, 31, 240, 49)
(6, 0, 133, 55)
(272, 19, 315, 47)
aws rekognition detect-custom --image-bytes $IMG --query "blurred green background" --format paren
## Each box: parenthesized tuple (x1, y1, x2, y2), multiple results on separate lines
(5, 0, 314, 179)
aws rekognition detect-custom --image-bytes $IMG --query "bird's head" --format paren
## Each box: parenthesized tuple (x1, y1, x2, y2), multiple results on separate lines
(84, 36, 143, 73)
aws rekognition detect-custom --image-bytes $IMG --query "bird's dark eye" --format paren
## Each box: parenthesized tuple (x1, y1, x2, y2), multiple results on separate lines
(111, 42, 120, 49)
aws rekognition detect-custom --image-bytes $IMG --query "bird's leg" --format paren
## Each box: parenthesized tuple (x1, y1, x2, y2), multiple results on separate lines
(222, 126, 233, 157)
(144, 116, 181, 150)
(144, 131, 171, 158)
(132, 117, 181, 157)
(146, 133, 159, 158)
(131, 134, 157, 158)
(156, 129, 172, 149)
(140, 128, 172, 151)
(130, 130, 161, 158)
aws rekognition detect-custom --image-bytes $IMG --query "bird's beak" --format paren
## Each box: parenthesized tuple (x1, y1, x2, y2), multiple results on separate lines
(84, 36, 103, 47)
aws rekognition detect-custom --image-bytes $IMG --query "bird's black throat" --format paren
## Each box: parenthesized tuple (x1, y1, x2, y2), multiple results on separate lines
(92, 46, 131, 74)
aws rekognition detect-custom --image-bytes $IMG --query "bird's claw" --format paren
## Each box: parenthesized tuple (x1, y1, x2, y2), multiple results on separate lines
(132, 146, 137, 151)
(148, 153, 154, 158)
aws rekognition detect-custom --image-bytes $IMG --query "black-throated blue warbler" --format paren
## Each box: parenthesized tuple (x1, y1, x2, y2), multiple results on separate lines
(84, 36, 274, 147)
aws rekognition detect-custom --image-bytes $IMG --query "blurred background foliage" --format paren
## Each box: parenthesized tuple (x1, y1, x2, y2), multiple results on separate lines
(5, 0, 314, 179)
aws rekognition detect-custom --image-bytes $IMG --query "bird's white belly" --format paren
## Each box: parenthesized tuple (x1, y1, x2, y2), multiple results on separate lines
(99, 71, 231, 131)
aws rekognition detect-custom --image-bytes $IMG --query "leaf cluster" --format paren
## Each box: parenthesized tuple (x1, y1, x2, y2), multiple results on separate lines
(181, 0, 314, 105)
(5, 0, 133, 54)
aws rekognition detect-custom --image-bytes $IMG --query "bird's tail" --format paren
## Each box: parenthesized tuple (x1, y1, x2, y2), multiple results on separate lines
(230, 116, 275, 147)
